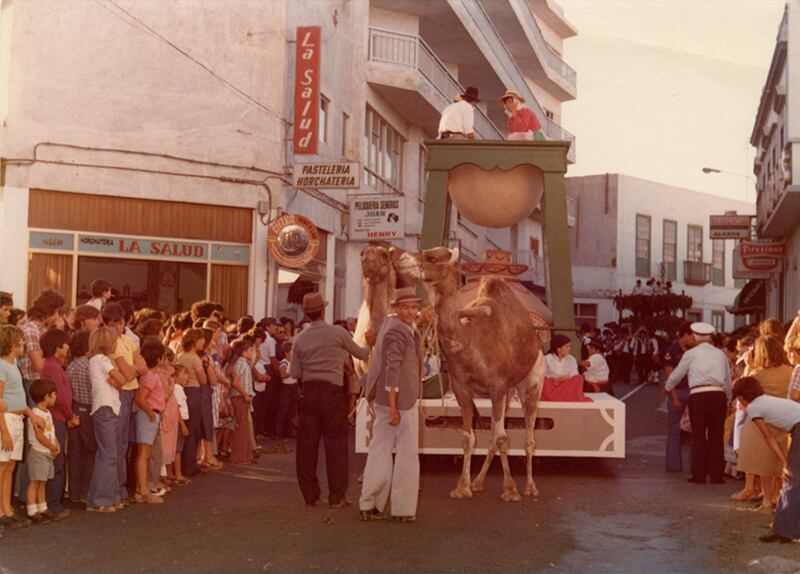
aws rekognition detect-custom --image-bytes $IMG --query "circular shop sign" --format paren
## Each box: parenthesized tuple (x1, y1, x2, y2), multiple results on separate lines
(268, 213, 320, 268)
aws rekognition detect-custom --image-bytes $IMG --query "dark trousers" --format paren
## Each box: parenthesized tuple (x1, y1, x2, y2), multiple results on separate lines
(276, 384, 299, 438)
(687, 391, 727, 482)
(264, 379, 281, 437)
(774, 424, 800, 539)
(67, 402, 96, 503)
(295, 380, 349, 505)
(45, 419, 67, 514)
(665, 388, 690, 471)
(617, 353, 633, 384)
(636, 355, 651, 384)
(183, 387, 202, 476)
(252, 390, 269, 436)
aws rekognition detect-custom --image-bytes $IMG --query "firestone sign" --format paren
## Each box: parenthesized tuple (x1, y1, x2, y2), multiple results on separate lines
(733, 240, 785, 279)
(293, 26, 321, 155)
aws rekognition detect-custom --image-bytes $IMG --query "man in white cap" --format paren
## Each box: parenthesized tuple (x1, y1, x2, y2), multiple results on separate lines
(664, 322, 732, 484)
(359, 287, 422, 522)
(290, 292, 376, 508)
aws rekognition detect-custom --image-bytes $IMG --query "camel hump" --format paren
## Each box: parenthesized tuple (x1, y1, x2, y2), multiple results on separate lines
(477, 275, 516, 303)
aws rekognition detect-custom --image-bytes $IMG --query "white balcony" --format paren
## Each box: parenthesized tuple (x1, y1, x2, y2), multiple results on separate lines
(683, 261, 712, 286)
(756, 143, 799, 239)
(367, 28, 503, 140)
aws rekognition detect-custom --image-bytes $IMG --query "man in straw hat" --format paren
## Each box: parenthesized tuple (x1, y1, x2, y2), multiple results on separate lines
(290, 292, 376, 507)
(438, 86, 479, 140)
(359, 287, 422, 522)
(664, 322, 732, 485)
(499, 89, 542, 141)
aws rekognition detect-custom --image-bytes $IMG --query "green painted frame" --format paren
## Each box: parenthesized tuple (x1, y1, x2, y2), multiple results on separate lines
(420, 139, 576, 343)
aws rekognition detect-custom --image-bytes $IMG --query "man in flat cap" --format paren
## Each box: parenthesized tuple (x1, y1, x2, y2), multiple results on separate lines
(359, 288, 422, 523)
(664, 322, 732, 484)
(290, 292, 376, 508)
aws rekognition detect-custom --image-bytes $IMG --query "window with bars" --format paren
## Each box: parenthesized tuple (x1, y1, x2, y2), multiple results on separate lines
(712, 239, 725, 287)
(636, 214, 651, 277)
(363, 107, 404, 194)
(711, 310, 725, 333)
(662, 220, 677, 281)
(687, 225, 703, 263)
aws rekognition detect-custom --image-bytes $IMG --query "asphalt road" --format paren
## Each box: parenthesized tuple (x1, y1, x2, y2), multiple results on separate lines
(1, 383, 797, 574)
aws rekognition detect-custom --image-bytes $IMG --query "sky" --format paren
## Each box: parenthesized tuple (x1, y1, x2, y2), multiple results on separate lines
(559, 0, 786, 204)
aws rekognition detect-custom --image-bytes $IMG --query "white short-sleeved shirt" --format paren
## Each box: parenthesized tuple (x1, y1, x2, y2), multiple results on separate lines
(280, 358, 296, 385)
(173, 384, 189, 420)
(584, 354, 610, 383)
(28, 407, 56, 455)
(544, 354, 579, 379)
(89, 354, 121, 415)
(438, 100, 475, 136)
(259, 336, 276, 362)
(747, 395, 800, 432)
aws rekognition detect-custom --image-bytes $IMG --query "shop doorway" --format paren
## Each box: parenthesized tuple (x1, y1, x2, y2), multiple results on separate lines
(76, 256, 206, 314)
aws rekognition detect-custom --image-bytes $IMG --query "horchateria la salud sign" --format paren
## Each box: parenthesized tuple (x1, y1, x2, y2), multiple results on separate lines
(293, 162, 360, 189)
(293, 26, 321, 155)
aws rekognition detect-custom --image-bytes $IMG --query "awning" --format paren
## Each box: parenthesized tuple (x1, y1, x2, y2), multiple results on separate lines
(726, 279, 766, 315)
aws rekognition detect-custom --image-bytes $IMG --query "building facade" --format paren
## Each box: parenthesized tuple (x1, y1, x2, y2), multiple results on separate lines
(750, 1, 800, 323)
(0, 0, 576, 322)
(566, 174, 753, 332)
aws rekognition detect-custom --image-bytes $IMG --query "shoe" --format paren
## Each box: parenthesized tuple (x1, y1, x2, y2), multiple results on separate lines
(43, 509, 70, 522)
(86, 505, 116, 513)
(391, 515, 417, 523)
(150, 487, 168, 497)
(29, 513, 51, 525)
(359, 508, 384, 521)
(330, 499, 354, 509)
(759, 533, 793, 544)
(686, 477, 705, 484)
(0, 515, 27, 529)
(305, 498, 319, 507)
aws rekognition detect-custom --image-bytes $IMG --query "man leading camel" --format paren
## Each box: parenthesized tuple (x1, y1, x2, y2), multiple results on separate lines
(359, 288, 422, 522)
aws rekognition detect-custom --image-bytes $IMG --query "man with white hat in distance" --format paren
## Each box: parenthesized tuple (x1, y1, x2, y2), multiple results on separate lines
(438, 87, 479, 140)
(359, 287, 422, 522)
(664, 322, 732, 484)
(290, 292, 376, 508)
(499, 89, 542, 141)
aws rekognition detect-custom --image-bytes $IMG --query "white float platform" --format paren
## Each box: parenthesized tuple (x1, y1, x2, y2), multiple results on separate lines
(355, 392, 625, 458)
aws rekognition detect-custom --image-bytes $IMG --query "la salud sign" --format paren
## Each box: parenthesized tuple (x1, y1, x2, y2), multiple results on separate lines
(293, 26, 321, 155)
(268, 214, 320, 269)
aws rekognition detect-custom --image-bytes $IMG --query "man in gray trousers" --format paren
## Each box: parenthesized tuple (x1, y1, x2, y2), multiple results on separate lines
(359, 287, 422, 522)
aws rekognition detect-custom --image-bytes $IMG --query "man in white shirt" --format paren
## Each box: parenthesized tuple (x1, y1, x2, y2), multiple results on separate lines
(438, 87, 479, 140)
(664, 322, 731, 485)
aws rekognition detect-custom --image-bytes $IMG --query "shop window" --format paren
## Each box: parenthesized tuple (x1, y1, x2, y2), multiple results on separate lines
(636, 214, 651, 278)
(574, 303, 598, 330)
(28, 253, 73, 307)
(76, 256, 206, 314)
(662, 220, 677, 281)
(210, 265, 248, 320)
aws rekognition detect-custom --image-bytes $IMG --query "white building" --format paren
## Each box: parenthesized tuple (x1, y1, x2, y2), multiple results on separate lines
(566, 174, 753, 332)
(750, 1, 800, 322)
(0, 0, 576, 321)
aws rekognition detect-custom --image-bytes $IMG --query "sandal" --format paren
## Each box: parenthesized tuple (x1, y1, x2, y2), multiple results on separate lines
(731, 490, 759, 502)
(174, 477, 192, 485)
(87, 506, 116, 513)
(135, 493, 165, 504)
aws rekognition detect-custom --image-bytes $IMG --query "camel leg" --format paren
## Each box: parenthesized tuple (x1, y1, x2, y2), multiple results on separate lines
(470, 444, 495, 493)
(489, 395, 520, 503)
(450, 394, 475, 499)
(520, 352, 544, 497)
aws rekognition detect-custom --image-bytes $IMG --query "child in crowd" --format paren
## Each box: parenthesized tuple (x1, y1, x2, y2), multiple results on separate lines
(66, 331, 95, 505)
(25, 379, 60, 524)
(228, 340, 256, 465)
(167, 364, 191, 485)
(581, 339, 612, 395)
(275, 341, 298, 439)
(786, 334, 800, 402)
(0, 325, 46, 529)
(39, 328, 75, 521)
(134, 338, 166, 504)
(86, 327, 128, 513)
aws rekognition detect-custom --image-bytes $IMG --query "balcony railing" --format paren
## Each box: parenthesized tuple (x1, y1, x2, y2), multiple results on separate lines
(683, 261, 712, 286)
(510, 0, 576, 88)
(457, 0, 575, 160)
(368, 28, 503, 140)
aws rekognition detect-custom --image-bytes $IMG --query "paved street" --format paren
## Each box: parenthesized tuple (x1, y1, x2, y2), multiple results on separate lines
(1, 384, 797, 574)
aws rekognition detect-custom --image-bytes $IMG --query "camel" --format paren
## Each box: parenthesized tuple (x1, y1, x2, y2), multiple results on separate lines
(398, 246, 545, 501)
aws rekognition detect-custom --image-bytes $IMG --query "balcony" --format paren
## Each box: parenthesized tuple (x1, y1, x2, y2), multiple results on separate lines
(756, 143, 800, 239)
(683, 261, 712, 286)
(367, 28, 503, 140)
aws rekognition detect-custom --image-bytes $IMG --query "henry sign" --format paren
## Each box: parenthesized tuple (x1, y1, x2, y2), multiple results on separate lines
(733, 240, 785, 279)
(293, 26, 321, 155)
(349, 195, 404, 241)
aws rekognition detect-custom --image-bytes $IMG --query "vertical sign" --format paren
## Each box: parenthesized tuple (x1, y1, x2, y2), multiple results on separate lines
(293, 26, 321, 155)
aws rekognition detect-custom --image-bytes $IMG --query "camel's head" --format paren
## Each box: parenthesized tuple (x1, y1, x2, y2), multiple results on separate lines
(360, 244, 392, 284)
(408, 247, 460, 286)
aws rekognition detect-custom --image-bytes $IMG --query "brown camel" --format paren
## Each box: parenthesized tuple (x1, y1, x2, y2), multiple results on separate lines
(398, 246, 545, 501)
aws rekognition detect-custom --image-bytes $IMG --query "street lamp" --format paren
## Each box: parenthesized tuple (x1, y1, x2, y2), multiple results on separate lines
(701, 167, 754, 202)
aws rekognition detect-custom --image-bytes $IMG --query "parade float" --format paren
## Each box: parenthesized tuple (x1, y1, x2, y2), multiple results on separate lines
(356, 140, 625, 499)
